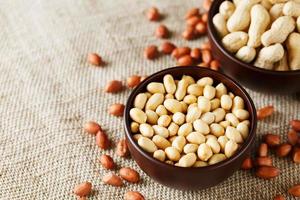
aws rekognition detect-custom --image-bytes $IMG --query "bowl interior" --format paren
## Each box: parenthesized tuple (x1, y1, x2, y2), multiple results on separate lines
(207, 0, 300, 76)
(124, 66, 257, 171)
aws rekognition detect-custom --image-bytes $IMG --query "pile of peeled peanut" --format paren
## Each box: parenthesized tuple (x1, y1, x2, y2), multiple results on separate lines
(129, 74, 251, 167)
(213, 0, 300, 71)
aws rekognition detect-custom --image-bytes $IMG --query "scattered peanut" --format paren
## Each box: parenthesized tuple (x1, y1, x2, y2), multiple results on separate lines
(144, 45, 159, 60)
(100, 154, 115, 169)
(88, 53, 102, 66)
(105, 80, 123, 93)
(102, 173, 123, 186)
(74, 182, 92, 197)
(83, 121, 101, 135)
(119, 167, 140, 183)
(109, 103, 125, 117)
(96, 130, 109, 149)
(125, 191, 145, 200)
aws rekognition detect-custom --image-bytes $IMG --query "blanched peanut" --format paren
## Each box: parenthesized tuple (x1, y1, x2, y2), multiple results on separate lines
(200, 112, 215, 125)
(177, 153, 197, 167)
(241, 120, 250, 127)
(157, 115, 171, 127)
(261, 0, 272, 10)
(236, 122, 249, 140)
(197, 77, 213, 86)
(178, 123, 193, 136)
(155, 105, 167, 116)
(183, 94, 197, 105)
(274, 51, 289, 71)
(168, 122, 179, 136)
(225, 113, 239, 127)
(206, 134, 217, 141)
(130, 108, 147, 123)
(138, 136, 157, 153)
(175, 79, 189, 101)
(221, 94, 233, 110)
(187, 84, 203, 96)
(134, 93, 148, 109)
(187, 103, 198, 111)
(213, 13, 229, 37)
(235, 46, 256, 63)
(224, 140, 238, 158)
(152, 135, 171, 150)
(133, 134, 142, 141)
(219, 1, 235, 19)
(147, 82, 165, 94)
(193, 161, 208, 167)
(165, 93, 174, 99)
(218, 136, 229, 152)
(182, 75, 195, 85)
(172, 112, 186, 125)
(139, 123, 154, 138)
(203, 85, 216, 100)
(193, 119, 210, 135)
(208, 153, 226, 165)
(131, 122, 139, 133)
(220, 120, 231, 129)
(153, 149, 166, 161)
(210, 123, 225, 137)
(163, 74, 176, 94)
(145, 93, 164, 110)
(297, 16, 300, 32)
(180, 102, 188, 113)
(270, 3, 284, 22)
(222, 32, 248, 53)
(286, 32, 300, 70)
(206, 137, 221, 154)
(186, 131, 206, 144)
(210, 99, 221, 110)
(165, 160, 174, 165)
(215, 83, 227, 99)
(198, 143, 213, 161)
(165, 147, 181, 161)
(145, 110, 158, 124)
(233, 109, 249, 120)
(232, 96, 244, 111)
(213, 108, 226, 123)
(172, 136, 186, 152)
(186, 107, 202, 123)
(198, 96, 211, 112)
(152, 125, 169, 138)
(164, 99, 183, 113)
(183, 144, 199, 154)
(283, 1, 300, 17)
(225, 126, 243, 143)
(228, 92, 234, 99)
(169, 136, 177, 143)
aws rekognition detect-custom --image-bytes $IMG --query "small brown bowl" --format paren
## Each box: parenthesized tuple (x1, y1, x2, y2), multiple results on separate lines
(207, 0, 300, 94)
(124, 66, 257, 190)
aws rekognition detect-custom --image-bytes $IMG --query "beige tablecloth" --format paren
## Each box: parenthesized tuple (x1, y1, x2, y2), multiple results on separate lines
(1, 0, 299, 199)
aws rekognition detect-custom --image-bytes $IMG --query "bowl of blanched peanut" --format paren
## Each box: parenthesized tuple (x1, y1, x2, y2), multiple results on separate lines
(124, 66, 257, 190)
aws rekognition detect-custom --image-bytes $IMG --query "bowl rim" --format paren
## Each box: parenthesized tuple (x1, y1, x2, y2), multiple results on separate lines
(207, 0, 300, 75)
(124, 66, 257, 172)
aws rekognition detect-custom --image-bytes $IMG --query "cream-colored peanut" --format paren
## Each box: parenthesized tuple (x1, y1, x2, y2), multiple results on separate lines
(261, 0, 272, 10)
(186, 131, 206, 144)
(157, 115, 171, 127)
(152, 125, 169, 138)
(165, 147, 180, 161)
(172, 112, 185, 125)
(145, 93, 164, 110)
(221, 94, 233, 110)
(297, 16, 300, 32)
(187, 84, 203, 96)
(227, 0, 260, 32)
(183, 94, 197, 105)
(210, 123, 225, 137)
(168, 122, 179, 137)
(169, 136, 177, 143)
(177, 153, 197, 167)
(225, 113, 239, 127)
(165, 160, 174, 165)
(228, 92, 235, 99)
(163, 74, 176, 94)
(134, 93, 148, 109)
(147, 82, 165, 94)
(172, 136, 186, 153)
(224, 140, 238, 158)
(197, 77, 213, 86)
(188, 103, 198, 112)
(208, 153, 227, 165)
(286, 32, 300, 70)
(193, 161, 208, 167)
(219, 1, 235, 19)
(153, 149, 166, 161)
(198, 96, 211, 113)
(131, 122, 139, 133)
(254, 43, 284, 70)
(200, 112, 215, 125)
(215, 83, 227, 98)
(186, 107, 202, 123)
(218, 136, 229, 152)
(183, 144, 199, 154)
(133, 134, 142, 141)
(210, 99, 221, 110)
(248, 5, 270, 48)
(203, 85, 216, 100)
(197, 143, 213, 161)
(155, 105, 167, 116)
(145, 110, 158, 125)
(225, 126, 243, 143)
(241, 120, 250, 127)
(180, 102, 188, 113)
(182, 75, 195, 85)
(235, 46, 256, 63)
(213, 13, 229, 37)
(152, 135, 171, 150)
(178, 123, 193, 136)
(236, 122, 249, 140)
(138, 136, 157, 153)
(268, 0, 287, 4)
(213, 108, 226, 123)
(164, 99, 183, 113)
(165, 94, 174, 99)
(193, 119, 210, 135)
(175, 79, 188, 101)
(139, 123, 154, 138)
(274, 51, 289, 71)
(283, 1, 300, 17)
(222, 31, 248, 53)
(269, 3, 284, 21)
(206, 134, 217, 141)
(233, 109, 250, 120)
(261, 16, 295, 46)
(130, 108, 147, 123)
(206, 137, 221, 153)
(232, 96, 245, 111)
(219, 120, 231, 129)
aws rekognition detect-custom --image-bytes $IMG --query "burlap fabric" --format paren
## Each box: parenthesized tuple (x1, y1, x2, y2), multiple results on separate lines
(0, 0, 299, 199)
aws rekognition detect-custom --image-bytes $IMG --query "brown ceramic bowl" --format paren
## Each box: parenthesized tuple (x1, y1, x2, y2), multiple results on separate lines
(124, 66, 257, 190)
(207, 0, 300, 94)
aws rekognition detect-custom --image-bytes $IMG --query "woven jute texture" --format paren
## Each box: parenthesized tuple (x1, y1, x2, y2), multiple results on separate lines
(0, 0, 299, 199)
